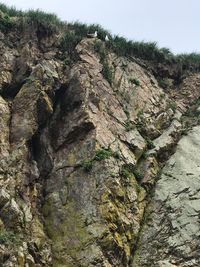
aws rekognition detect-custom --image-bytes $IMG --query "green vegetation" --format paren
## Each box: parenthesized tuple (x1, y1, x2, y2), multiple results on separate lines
(94, 40, 113, 84)
(94, 40, 105, 57)
(60, 22, 111, 58)
(64, 57, 71, 65)
(158, 78, 172, 89)
(112, 151, 121, 159)
(142, 151, 149, 159)
(95, 148, 114, 161)
(123, 106, 130, 118)
(95, 148, 120, 161)
(0, 4, 64, 36)
(121, 165, 133, 179)
(133, 169, 144, 181)
(68, 22, 111, 42)
(135, 120, 144, 132)
(181, 100, 200, 135)
(124, 121, 135, 132)
(129, 77, 140, 86)
(0, 229, 21, 245)
(0, 3, 62, 26)
(184, 100, 200, 117)
(0, 3, 23, 17)
(122, 91, 131, 103)
(102, 61, 113, 85)
(1, 3, 200, 74)
(0, 14, 13, 32)
(167, 100, 177, 111)
(145, 137, 155, 149)
(108, 36, 174, 63)
(121, 164, 143, 181)
(60, 32, 81, 54)
(82, 160, 93, 172)
(24, 75, 36, 83)
(25, 9, 63, 27)
(137, 109, 144, 117)
(82, 148, 120, 172)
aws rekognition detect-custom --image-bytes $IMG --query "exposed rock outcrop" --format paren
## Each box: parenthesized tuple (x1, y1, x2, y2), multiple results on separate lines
(133, 126, 200, 267)
(0, 8, 200, 267)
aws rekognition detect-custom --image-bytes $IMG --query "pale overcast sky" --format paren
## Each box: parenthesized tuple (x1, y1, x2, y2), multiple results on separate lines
(2, 0, 200, 54)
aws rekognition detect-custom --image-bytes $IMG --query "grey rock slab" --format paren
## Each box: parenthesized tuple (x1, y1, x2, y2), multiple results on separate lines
(134, 126, 200, 266)
(148, 119, 182, 156)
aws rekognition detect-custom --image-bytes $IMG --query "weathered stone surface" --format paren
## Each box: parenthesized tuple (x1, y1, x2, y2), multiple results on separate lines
(0, 199, 23, 228)
(148, 114, 182, 158)
(133, 126, 200, 267)
(171, 73, 200, 112)
(0, 96, 10, 158)
(0, 189, 10, 209)
(0, 13, 200, 267)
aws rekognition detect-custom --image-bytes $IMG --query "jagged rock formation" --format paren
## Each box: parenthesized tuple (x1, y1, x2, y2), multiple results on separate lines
(132, 126, 200, 267)
(0, 7, 200, 267)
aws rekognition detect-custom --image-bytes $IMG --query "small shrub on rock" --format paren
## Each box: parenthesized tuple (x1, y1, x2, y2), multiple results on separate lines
(82, 160, 93, 172)
(129, 77, 140, 86)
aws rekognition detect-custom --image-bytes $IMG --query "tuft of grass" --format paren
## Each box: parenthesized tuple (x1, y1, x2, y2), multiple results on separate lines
(95, 148, 113, 161)
(95, 148, 120, 161)
(1, 3, 200, 74)
(0, 230, 21, 245)
(135, 121, 143, 132)
(145, 137, 155, 149)
(133, 169, 144, 181)
(123, 105, 130, 118)
(64, 57, 71, 65)
(121, 164, 143, 182)
(137, 109, 144, 117)
(24, 75, 36, 83)
(0, 4, 63, 35)
(82, 160, 93, 172)
(167, 100, 177, 111)
(60, 31, 81, 54)
(26, 9, 63, 27)
(158, 78, 172, 89)
(112, 151, 121, 159)
(129, 77, 140, 86)
(68, 22, 111, 42)
(124, 121, 135, 132)
(93, 40, 113, 84)
(121, 165, 133, 179)
(82, 148, 120, 172)
(102, 62, 113, 85)
(109, 36, 172, 63)
(0, 3, 23, 17)
(185, 106, 200, 117)
(0, 13, 13, 33)
(94, 40, 106, 61)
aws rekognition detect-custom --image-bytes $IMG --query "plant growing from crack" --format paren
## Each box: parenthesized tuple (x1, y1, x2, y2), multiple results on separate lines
(121, 164, 144, 182)
(82, 148, 120, 172)
(124, 121, 135, 132)
(0, 230, 22, 245)
(145, 137, 155, 149)
(129, 77, 140, 86)
(82, 160, 93, 172)
(94, 40, 113, 85)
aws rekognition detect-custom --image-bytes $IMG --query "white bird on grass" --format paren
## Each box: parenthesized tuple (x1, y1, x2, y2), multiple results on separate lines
(87, 31, 98, 38)
(105, 35, 109, 41)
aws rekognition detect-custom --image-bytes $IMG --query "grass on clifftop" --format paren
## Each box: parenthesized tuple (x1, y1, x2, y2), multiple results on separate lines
(1, 2, 200, 72)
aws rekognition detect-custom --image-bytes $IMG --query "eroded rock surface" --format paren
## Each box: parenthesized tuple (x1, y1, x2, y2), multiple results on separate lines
(0, 11, 200, 267)
(133, 126, 200, 267)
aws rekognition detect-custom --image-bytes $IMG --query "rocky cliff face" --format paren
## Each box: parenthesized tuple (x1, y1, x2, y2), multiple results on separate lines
(0, 9, 200, 267)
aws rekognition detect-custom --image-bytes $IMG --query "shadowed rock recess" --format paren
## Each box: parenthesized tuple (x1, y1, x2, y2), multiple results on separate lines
(0, 7, 200, 267)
